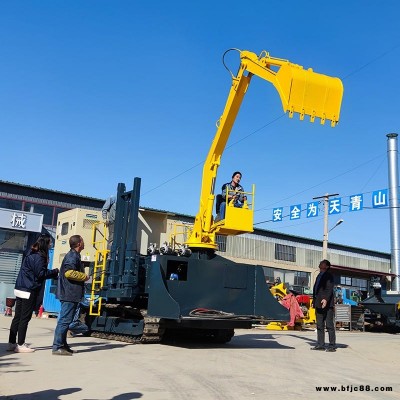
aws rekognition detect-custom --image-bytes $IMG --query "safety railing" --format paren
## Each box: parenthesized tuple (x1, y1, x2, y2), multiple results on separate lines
(168, 222, 193, 253)
(215, 184, 255, 236)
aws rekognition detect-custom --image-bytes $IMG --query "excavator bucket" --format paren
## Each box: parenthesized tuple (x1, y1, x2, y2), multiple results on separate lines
(273, 63, 343, 127)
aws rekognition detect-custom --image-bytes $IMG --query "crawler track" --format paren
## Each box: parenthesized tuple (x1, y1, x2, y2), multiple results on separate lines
(90, 317, 165, 344)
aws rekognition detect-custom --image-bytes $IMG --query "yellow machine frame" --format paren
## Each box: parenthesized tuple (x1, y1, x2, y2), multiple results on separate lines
(186, 49, 343, 250)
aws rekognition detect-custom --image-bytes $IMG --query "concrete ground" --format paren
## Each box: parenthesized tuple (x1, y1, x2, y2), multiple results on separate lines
(1, 314, 399, 400)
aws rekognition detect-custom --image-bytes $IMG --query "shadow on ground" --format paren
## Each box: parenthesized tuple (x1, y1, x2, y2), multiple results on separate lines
(162, 332, 296, 350)
(0, 388, 143, 400)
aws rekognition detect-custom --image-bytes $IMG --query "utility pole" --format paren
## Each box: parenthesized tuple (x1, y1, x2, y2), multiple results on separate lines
(313, 193, 339, 260)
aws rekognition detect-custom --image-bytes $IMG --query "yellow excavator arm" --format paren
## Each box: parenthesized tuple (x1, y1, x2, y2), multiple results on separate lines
(186, 49, 343, 251)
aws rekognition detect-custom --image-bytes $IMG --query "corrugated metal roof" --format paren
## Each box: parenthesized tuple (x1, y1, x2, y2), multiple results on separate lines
(0, 179, 102, 202)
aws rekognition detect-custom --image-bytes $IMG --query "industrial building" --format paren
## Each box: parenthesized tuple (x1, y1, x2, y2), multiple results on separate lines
(0, 179, 392, 303)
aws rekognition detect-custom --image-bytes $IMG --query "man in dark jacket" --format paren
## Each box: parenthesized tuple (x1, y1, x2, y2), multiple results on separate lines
(52, 235, 88, 355)
(311, 259, 336, 352)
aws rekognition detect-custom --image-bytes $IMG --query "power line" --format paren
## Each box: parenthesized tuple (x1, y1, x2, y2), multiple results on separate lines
(342, 43, 400, 80)
(255, 153, 386, 211)
(141, 113, 286, 197)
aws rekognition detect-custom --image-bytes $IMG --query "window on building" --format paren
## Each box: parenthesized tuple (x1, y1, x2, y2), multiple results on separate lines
(25, 203, 54, 225)
(216, 235, 227, 252)
(23, 202, 34, 213)
(263, 267, 274, 284)
(0, 198, 23, 210)
(0, 231, 25, 251)
(340, 276, 352, 286)
(352, 278, 368, 290)
(294, 271, 310, 287)
(24, 203, 69, 226)
(284, 270, 295, 286)
(275, 243, 296, 262)
(274, 270, 285, 284)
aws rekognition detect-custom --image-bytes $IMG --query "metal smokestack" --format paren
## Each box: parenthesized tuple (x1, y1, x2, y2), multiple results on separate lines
(387, 133, 400, 292)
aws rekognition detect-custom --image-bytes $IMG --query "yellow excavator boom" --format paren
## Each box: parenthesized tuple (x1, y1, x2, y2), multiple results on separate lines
(186, 49, 343, 250)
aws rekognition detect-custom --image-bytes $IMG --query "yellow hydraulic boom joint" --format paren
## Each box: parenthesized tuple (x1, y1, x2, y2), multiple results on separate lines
(186, 49, 343, 251)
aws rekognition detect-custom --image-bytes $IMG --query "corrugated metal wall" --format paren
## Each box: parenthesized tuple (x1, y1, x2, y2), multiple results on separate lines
(220, 233, 390, 273)
(0, 252, 23, 284)
(0, 251, 23, 301)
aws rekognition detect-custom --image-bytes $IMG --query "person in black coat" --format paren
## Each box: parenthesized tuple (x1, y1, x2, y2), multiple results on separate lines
(311, 259, 336, 352)
(8, 234, 59, 353)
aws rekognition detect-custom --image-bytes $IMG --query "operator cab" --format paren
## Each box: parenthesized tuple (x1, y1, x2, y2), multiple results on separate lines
(213, 185, 255, 236)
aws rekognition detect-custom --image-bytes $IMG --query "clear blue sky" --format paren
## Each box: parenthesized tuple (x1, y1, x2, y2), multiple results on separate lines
(1, 1, 399, 253)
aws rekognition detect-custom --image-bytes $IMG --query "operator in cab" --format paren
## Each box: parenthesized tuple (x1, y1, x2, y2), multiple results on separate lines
(218, 171, 247, 220)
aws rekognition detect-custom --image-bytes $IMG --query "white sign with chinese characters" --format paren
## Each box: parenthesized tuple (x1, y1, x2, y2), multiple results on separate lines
(0, 208, 43, 232)
(272, 188, 390, 222)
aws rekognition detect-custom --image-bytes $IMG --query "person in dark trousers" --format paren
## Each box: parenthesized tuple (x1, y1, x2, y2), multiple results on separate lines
(8, 234, 59, 353)
(218, 171, 247, 220)
(52, 235, 89, 356)
(102, 195, 116, 250)
(68, 299, 89, 337)
(33, 283, 46, 317)
(311, 259, 336, 352)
